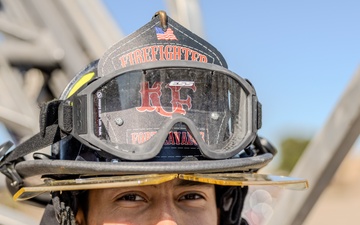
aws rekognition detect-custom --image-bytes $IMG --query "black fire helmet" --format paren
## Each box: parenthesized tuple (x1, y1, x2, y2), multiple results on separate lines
(0, 10, 307, 206)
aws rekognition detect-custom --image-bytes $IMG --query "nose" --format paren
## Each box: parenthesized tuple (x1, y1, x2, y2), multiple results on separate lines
(156, 219, 178, 225)
(152, 200, 179, 225)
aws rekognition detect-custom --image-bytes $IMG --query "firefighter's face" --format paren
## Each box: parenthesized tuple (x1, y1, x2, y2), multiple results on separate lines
(76, 178, 219, 225)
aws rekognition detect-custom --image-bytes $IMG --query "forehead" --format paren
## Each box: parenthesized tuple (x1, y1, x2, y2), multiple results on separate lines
(170, 178, 214, 187)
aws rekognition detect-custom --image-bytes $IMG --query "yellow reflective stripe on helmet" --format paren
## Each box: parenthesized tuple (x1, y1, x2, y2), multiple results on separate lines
(66, 72, 95, 98)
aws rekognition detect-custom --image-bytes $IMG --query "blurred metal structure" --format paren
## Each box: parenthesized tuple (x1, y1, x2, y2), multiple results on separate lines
(0, 0, 123, 140)
(268, 67, 360, 225)
(165, 0, 204, 38)
(0, 204, 38, 225)
(0, 0, 123, 222)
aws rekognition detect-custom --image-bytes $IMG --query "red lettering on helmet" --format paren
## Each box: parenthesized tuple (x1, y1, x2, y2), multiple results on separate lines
(117, 45, 208, 68)
(180, 47, 189, 60)
(173, 46, 181, 60)
(165, 131, 175, 145)
(150, 46, 159, 61)
(131, 132, 138, 144)
(136, 81, 196, 117)
(119, 55, 128, 68)
(166, 84, 196, 115)
(173, 131, 181, 145)
(136, 81, 163, 112)
(131, 131, 157, 144)
(187, 132, 198, 145)
(165, 45, 173, 60)
(141, 47, 151, 63)
(134, 49, 143, 64)
(158, 45, 166, 61)
(181, 131, 188, 145)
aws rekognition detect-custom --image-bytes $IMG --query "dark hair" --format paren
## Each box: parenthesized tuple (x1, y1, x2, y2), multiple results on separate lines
(215, 185, 249, 225)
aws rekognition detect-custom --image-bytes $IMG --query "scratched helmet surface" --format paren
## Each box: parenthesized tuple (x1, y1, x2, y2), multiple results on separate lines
(0, 11, 307, 203)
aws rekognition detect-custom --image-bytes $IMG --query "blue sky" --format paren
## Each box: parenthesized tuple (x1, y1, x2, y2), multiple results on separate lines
(102, 0, 360, 150)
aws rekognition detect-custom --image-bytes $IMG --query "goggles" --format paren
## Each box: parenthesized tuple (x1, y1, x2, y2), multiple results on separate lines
(60, 61, 262, 161)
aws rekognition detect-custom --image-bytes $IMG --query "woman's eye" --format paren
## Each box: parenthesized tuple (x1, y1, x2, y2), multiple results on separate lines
(179, 193, 204, 201)
(118, 194, 145, 201)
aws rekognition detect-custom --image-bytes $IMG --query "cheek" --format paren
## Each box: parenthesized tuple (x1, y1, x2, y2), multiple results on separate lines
(179, 203, 219, 225)
(205, 198, 220, 224)
(87, 208, 142, 225)
(86, 195, 142, 225)
(86, 191, 120, 224)
(86, 198, 106, 224)
(87, 203, 123, 224)
(181, 211, 218, 225)
(205, 206, 219, 225)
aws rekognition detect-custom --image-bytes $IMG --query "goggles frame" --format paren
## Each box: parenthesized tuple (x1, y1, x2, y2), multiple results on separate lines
(59, 61, 262, 161)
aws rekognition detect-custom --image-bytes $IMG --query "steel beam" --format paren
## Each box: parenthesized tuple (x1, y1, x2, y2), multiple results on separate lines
(268, 67, 360, 225)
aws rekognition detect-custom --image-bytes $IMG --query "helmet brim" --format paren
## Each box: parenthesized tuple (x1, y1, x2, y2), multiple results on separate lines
(16, 153, 274, 178)
(15, 172, 308, 201)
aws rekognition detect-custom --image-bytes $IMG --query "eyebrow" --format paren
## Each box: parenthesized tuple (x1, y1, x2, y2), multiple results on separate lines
(174, 179, 213, 187)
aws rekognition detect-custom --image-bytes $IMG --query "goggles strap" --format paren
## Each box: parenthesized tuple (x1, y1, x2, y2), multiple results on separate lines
(0, 100, 69, 186)
(0, 124, 62, 166)
(39, 99, 61, 137)
(0, 99, 71, 169)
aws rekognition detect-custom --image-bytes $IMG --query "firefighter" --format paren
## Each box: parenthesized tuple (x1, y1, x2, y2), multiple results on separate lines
(0, 11, 307, 225)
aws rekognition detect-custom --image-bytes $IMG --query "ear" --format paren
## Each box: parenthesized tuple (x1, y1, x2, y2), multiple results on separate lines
(217, 208, 221, 225)
(216, 186, 249, 225)
(75, 207, 86, 225)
